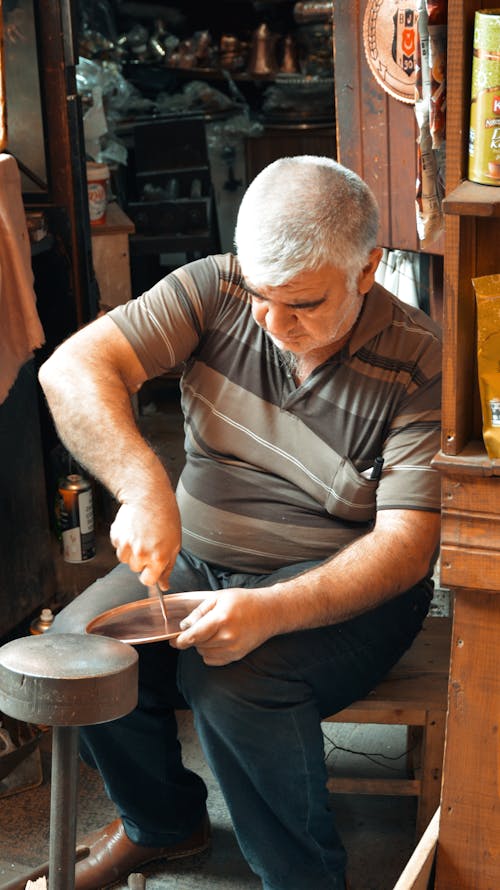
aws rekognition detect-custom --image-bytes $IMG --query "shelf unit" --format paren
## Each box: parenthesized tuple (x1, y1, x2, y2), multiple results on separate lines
(431, 3, 500, 888)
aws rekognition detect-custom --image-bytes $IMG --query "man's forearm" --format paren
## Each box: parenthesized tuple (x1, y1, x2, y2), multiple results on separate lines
(262, 510, 440, 636)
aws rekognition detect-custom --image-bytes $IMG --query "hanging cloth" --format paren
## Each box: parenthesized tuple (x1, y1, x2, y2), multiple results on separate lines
(0, 153, 45, 405)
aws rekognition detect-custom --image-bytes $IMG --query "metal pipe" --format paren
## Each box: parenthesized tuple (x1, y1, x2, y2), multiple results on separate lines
(48, 725, 80, 890)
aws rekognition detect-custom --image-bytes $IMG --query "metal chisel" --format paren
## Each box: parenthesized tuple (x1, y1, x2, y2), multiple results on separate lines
(149, 583, 168, 631)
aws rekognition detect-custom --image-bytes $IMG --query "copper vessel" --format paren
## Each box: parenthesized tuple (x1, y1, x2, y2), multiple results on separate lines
(248, 23, 278, 76)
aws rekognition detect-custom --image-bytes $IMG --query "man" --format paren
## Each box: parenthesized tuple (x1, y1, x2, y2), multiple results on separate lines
(39, 156, 442, 890)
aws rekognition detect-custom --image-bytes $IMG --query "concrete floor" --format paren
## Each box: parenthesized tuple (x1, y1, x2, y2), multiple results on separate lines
(0, 378, 444, 889)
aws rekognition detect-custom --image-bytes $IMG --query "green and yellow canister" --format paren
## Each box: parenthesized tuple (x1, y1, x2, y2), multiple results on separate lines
(468, 9, 500, 186)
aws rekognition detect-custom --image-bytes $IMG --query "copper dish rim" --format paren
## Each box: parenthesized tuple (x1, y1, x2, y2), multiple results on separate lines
(86, 597, 184, 645)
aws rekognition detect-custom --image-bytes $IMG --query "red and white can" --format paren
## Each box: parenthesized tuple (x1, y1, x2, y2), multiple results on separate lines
(86, 162, 109, 225)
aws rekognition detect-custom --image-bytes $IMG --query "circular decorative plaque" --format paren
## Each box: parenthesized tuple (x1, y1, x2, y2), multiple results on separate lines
(363, 0, 419, 104)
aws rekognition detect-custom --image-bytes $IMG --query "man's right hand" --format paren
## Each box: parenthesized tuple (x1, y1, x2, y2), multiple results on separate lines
(110, 494, 182, 589)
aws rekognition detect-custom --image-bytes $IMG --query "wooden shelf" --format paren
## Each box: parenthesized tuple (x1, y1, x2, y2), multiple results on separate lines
(432, 441, 500, 477)
(136, 166, 210, 178)
(442, 180, 500, 217)
(90, 201, 135, 236)
(90, 203, 135, 310)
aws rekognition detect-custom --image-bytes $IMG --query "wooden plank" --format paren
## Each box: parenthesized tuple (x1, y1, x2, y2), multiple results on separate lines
(443, 180, 500, 216)
(92, 230, 133, 310)
(244, 125, 336, 183)
(416, 711, 446, 838)
(441, 475, 500, 514)
(439, 544, 500, 593)
(37, 0, 95, 326)
(428, 255, 444, 326)
(477, 217, 500, 275)
(393, 807, 440, 890)
(444, 3, 475, 193)
(332, 1, 363, 173)
(435, 591, 500, 890)
(325, 706, 427, 725)
(432, 443, 500, 476)
(387, 98, 419, 252)
(327, 776, 420, 797)
(439, 476, 500, 592)
(441, 214, 478, 453)
(358, 12, 392, 247)
(439, 2, 483, 455)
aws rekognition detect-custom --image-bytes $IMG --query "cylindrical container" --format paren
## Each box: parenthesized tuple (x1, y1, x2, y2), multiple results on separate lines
(86, 161, 109, 224)
(30, 607, 55, 634)
(58, 473, 96, 563)
(468, 9, 500, 185)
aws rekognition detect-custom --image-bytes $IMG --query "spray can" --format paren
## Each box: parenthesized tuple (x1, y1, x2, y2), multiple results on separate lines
(58, 473, 96, 563)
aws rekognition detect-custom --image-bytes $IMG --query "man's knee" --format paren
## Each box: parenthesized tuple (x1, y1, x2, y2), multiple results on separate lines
(51, 563, 145, 634)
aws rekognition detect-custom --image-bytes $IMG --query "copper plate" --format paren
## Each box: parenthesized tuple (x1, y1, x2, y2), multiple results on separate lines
(363, 0, 419, 105)
(86, 593, 207, 645)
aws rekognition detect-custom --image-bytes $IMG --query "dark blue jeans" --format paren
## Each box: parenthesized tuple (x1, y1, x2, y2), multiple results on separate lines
(52, 550, 432, 890)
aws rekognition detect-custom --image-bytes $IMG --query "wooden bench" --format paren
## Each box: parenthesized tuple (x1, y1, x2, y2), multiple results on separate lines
(324, 616, 452, 839)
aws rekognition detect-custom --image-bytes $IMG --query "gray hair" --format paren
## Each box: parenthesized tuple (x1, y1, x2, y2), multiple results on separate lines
(234, 155, 380, 289)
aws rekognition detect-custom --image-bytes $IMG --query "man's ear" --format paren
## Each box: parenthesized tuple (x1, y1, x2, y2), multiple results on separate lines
(357, 247, 383, 295)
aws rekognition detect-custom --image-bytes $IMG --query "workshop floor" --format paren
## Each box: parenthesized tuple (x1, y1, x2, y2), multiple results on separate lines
(0, 378, 447, 889)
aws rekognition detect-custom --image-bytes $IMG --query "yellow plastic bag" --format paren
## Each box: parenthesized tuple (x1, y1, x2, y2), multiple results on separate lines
(473, 273, 500, 458)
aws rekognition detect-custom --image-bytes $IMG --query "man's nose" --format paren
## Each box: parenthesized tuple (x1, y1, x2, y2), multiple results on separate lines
(264, 303, 295, 333)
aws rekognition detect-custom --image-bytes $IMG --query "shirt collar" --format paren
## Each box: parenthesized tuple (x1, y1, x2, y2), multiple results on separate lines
(347, 282, 395, 356)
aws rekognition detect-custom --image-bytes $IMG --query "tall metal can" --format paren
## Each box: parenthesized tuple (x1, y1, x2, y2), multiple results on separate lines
(58, 473, 96, 563)
(468, 9, 500, 185)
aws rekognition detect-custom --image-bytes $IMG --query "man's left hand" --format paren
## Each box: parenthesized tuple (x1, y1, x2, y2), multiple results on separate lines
(170, 589, 273, 665)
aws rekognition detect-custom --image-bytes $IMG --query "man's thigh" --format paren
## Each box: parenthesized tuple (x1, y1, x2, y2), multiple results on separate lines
(234, 580, 432, 718)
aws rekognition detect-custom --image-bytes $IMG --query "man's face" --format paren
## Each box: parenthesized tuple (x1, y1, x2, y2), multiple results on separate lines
(244, 264, 364, 359)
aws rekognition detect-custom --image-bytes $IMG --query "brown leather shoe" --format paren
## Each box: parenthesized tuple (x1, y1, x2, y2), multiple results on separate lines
(75, 811, 211, 889)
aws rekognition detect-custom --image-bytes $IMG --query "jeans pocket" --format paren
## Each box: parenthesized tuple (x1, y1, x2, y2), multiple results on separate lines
(325, 457, 378, 522)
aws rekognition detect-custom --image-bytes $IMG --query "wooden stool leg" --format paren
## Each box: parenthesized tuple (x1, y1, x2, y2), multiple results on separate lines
(415, 710, 446, 839)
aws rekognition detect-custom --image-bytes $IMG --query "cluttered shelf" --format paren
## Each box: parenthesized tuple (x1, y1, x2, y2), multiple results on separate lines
(124, 61, 320, 84)
(77, 0, 334, 127)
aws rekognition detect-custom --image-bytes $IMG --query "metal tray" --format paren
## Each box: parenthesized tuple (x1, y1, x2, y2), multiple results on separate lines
(86, 593, 206, 645)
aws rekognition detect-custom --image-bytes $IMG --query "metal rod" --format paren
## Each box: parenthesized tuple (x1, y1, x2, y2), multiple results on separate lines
(48, 725, 80, 890)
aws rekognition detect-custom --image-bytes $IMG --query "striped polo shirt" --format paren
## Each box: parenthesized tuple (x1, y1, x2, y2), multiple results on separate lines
(109, 253, 442, 573)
